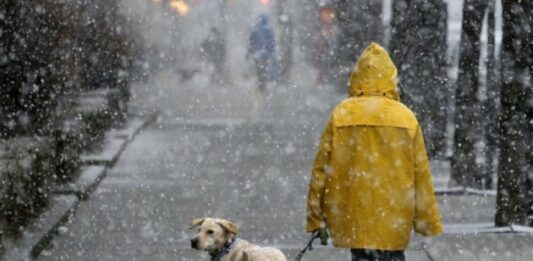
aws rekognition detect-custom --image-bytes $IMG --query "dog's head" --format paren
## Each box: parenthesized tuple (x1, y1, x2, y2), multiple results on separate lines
(190, 217, 239, 253)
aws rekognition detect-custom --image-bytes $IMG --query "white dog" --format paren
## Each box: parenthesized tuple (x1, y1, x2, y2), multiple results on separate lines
(190, 217, 287, 261)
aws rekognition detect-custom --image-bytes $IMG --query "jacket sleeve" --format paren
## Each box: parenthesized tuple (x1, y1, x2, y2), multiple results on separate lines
(306, 116, 333, 232)
(413, 126, 443, 236)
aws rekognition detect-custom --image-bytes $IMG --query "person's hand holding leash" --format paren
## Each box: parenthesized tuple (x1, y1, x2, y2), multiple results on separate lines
(316, 227, 329, 246)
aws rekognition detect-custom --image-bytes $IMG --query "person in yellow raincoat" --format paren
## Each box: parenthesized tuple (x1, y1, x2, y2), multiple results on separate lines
(306, 43, 442, 261)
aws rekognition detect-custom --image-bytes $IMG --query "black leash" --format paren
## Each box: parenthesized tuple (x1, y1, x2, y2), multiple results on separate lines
(295, 232, 320, 261)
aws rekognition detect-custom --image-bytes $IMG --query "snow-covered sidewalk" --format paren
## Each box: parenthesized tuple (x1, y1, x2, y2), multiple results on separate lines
(36, 1, 533, 258)
(38, 66, 533, 261)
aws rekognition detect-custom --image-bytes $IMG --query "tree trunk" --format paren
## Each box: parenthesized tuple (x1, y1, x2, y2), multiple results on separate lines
(389, 0, 448, 158)
(0, 0, 24, 138)
(451, 0, 488, 188)
(524, 0, 533, 226)
(495, 0, 529, 227)
(219, 0, 229, 82)
(276, 0, 293, 83)
(334, 0, 383, 93)
(389, 0, 410, 69)
(481, 1, 499, 189)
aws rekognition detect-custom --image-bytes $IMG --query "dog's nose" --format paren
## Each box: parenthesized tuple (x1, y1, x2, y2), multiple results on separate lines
(191, 238, 198, 249)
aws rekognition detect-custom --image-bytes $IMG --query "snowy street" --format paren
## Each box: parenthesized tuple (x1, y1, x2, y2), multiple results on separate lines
(38, 59, 533, 260)
(2, 0, 532, 260)
(39, 16, 533, 261)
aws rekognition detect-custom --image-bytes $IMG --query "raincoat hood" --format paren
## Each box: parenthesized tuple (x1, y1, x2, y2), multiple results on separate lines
(349, 43, 399, 100)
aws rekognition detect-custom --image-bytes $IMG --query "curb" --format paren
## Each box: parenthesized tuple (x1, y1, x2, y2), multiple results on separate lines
(1, 114, 155, 261)
(435, 187, 497, 196)
(443, 222, 533, 234)
(3, 196, 79, 261)
(52, 166, 107, 200)
(79, 114, 156, 167)
(79, 139, 128, 166)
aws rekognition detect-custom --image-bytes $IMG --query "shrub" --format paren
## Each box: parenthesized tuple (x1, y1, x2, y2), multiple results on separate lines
(0, 137, 55, 236)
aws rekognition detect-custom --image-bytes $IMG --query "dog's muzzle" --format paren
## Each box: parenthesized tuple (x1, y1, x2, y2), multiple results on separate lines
(191, 238, 198, 249)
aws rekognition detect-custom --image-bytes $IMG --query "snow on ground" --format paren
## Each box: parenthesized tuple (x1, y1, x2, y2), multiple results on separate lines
(37, 1, 533, 261)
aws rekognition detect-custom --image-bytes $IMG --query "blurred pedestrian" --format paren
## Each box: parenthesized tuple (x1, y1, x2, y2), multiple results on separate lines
(306, 43, 442, 261)
(201, 27, 226, 83)
(315, 1, 337, 85)
(247, 14, 276, 92)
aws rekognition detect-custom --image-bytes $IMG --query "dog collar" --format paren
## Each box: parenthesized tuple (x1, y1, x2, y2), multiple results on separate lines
(211, 237, 240, 261)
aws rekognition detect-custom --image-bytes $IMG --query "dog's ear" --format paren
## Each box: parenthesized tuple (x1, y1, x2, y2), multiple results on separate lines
(190, 218, 206, 229)
(218, 220, 239, 235)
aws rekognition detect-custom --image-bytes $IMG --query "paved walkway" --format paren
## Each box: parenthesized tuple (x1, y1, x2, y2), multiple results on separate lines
(38, 62, 533, 261)
(37, 1, 533, 260)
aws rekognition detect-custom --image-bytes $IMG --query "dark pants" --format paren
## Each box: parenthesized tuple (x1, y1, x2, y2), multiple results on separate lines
(351, 249, 405, 261)
(253, 58, 269, 92)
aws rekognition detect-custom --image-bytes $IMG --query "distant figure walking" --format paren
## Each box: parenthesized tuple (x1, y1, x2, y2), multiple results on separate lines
(306, 43, 442, 261)
(315, 2, 337, 85)
(247, 14, 276, 92)
(201, 27, 226, 83)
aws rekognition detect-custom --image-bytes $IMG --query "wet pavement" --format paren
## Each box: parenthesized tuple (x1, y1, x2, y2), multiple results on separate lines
(38, 55, 533, 260)
(37, 1, 533, 260)
(39, 54, 353, 260)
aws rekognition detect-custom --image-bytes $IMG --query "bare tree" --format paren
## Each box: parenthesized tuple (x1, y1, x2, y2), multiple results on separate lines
(451, 0, 488, 188)
(389, 0, 448, 158)
(495, 0, 529, 226)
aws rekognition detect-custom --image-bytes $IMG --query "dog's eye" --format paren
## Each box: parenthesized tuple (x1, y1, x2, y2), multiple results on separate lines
(207, 230, 214, 234)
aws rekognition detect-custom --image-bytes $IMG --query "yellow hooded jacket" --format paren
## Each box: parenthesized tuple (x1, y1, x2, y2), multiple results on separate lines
(306, 43, 442, 250)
